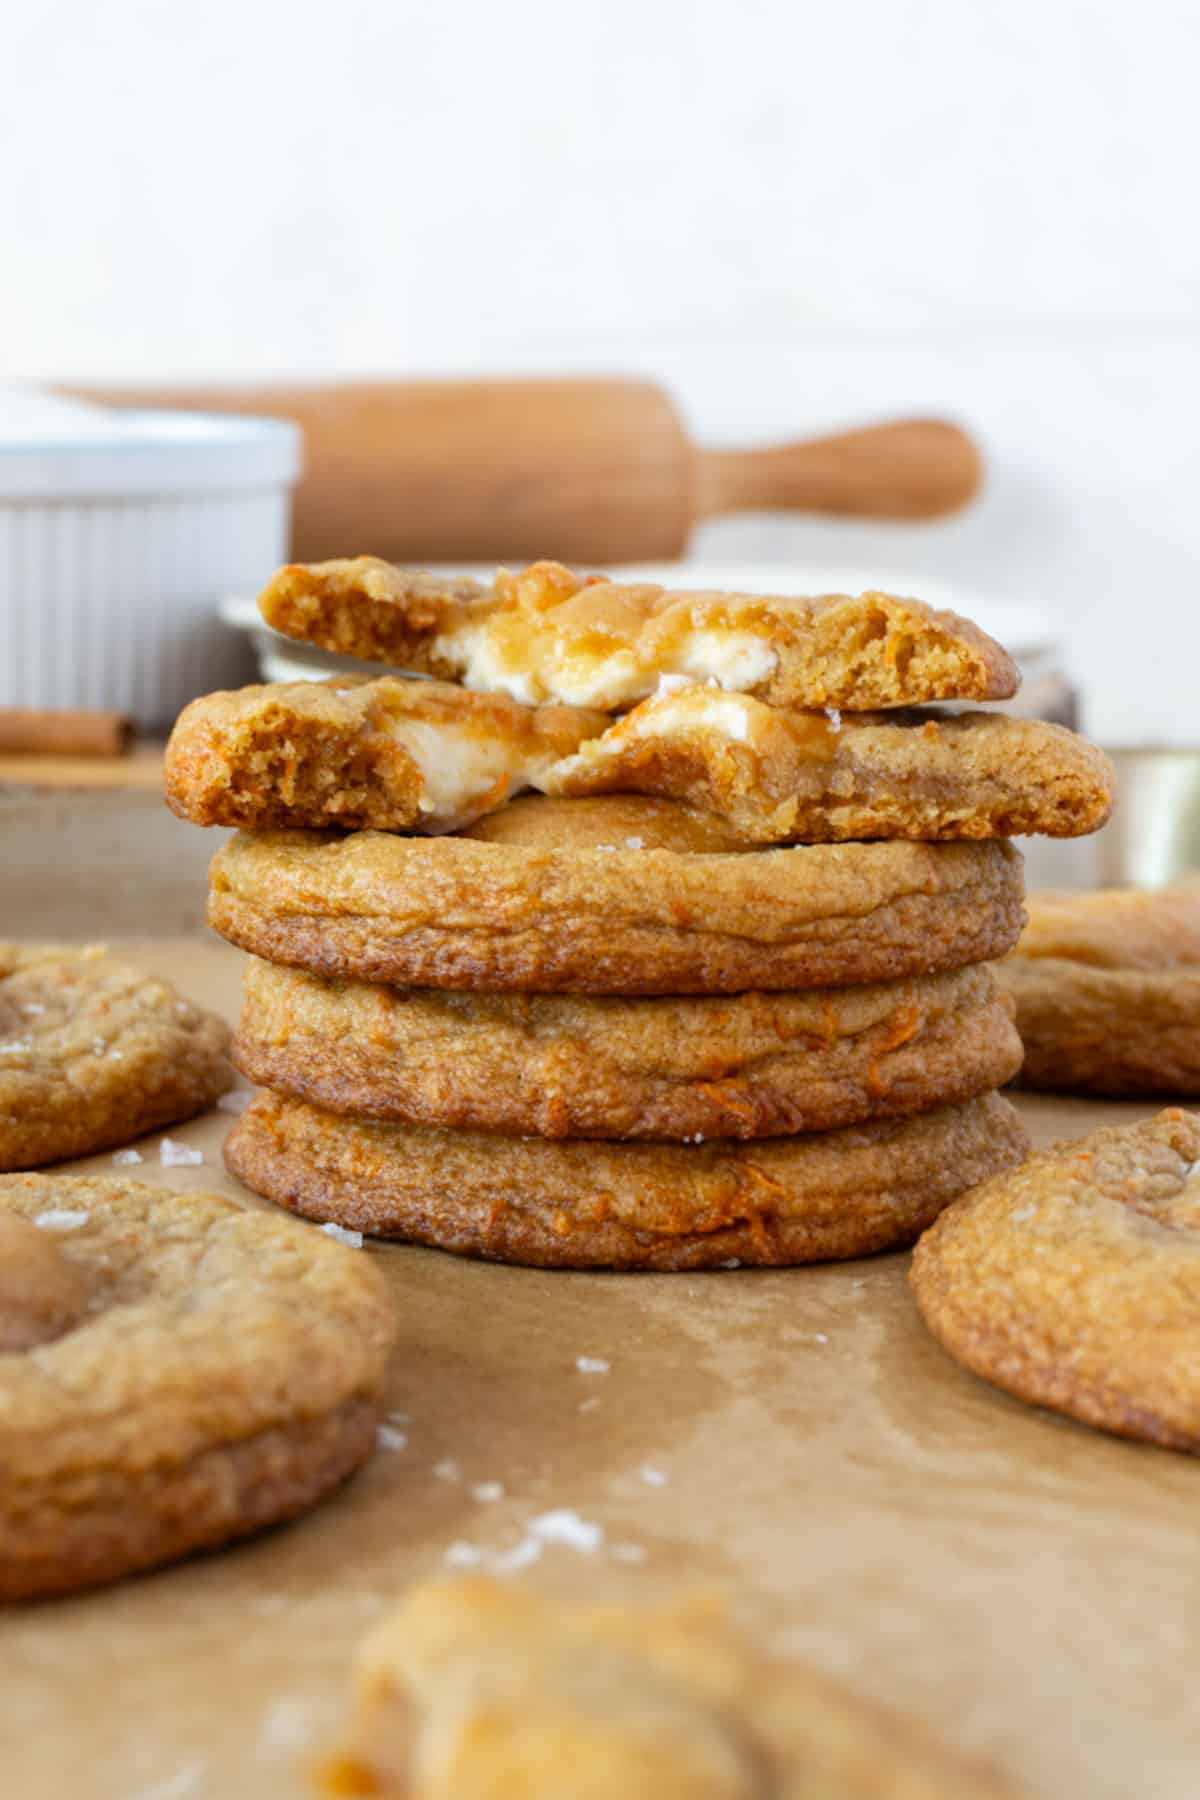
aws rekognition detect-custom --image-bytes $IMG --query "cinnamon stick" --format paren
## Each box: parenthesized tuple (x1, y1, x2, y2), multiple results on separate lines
(0, 708, 132, 758)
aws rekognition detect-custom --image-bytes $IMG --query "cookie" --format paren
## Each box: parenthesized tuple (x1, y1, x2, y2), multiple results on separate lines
(208, 796, 1026, 995)
(225, 1091, 1028, 1270)
(164, 674, 607, 834)
(994, 886, 1200, 1095)
(0, 1173, 397, 1600)
(259, 557, 1020, 712)
(910, 1109, 1200, 1452)
(0, 945, 233, 1171)
(235, 958, 1023, 1140)
(545, 690, 1114, 843)
(320, 1575, 1018, 1799)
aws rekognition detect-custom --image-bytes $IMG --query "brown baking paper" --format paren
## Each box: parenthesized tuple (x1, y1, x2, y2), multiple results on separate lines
(0, 791, 1196, 1800)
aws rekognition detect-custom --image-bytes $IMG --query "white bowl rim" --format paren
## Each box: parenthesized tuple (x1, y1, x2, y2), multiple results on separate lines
(0, 409, 302, 497)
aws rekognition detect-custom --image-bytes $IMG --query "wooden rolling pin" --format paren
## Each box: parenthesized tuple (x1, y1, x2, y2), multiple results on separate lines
(70, 379, 982, 565)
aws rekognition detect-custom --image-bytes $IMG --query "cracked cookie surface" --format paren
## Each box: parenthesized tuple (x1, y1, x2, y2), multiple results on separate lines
(995, 886, 1200, 1095)
(911, 1109, 1200, 1450)
(225, 1090, 1029, 1270)
(0, 945, 233, 1170)
(208, 796, 1026, 995)
(235, 958, 1023, 1140)
(0, 1173, 397, 1599)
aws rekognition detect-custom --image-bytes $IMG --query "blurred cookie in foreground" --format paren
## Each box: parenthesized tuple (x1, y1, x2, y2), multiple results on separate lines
(911, 1109, 1200, 1452)
(0, 945, 232, 1171)
(165, 675, 607, 834)
(225, 1090, 1028, 1270)
(260, 557, 1021, 712)
(995, 885, 1200, 1095)
(207, 796, 1027, 996)
(318, 1575, 1019, 1798)
(545, 692, 1114, 843)
(0, 1174, 396, 1600)
(235, 959, 1023, 1141)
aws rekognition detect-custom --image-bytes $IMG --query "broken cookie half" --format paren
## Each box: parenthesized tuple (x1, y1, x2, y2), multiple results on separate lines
(164, 675, 608, 834)
(259, 557, 1021, 712)
(166, 672, 1110, 844)
(318, 1575, 1019, 1798)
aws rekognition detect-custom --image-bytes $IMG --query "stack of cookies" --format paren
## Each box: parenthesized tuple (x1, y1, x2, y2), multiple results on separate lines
(165, 559, 1115, 1270)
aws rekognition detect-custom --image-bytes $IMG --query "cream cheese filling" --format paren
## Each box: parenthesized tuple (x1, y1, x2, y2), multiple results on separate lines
(384, 716, 563, 832)
(439, 622, 779, 711)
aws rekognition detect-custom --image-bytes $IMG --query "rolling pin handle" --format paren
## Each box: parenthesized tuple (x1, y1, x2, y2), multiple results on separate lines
(693, 418, 983, 524)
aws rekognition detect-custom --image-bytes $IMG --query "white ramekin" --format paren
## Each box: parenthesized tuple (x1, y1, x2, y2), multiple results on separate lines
(0, 409, 301, 728)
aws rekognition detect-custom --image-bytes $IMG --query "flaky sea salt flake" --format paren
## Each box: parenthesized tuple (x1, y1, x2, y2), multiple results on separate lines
(34, 1208, 88, 1232)
(217, 1088, 254, 1115)
(159, 1138, 203, 1168)
(493, 1535, 544, 1574)
(320, 1222, 363, 1248)
(112, 1147, 143, 1166)
(529, 1509, 605, 1553)
(576, 1355, 610, 1375)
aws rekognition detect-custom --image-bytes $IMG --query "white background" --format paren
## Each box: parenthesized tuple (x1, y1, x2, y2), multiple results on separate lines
(4, 0, 1199, 742)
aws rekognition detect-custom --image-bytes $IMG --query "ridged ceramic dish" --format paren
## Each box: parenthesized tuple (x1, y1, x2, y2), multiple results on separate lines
(1, 397, 300, 728)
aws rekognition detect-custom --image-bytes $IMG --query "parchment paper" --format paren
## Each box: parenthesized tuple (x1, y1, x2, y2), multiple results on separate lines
(0, 791, 1195, 1800)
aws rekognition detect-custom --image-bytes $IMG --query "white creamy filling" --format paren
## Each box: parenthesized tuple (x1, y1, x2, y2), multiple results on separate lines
(671, 629, 779, 697)
(386, 716, 556, 829)
(441, 622, 779, 710)
(629, 692, 755, 744)
(441, 626, 542, 707)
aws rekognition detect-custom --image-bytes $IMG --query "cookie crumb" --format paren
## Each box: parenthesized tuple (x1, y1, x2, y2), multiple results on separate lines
(320, 1221, 363, 1248)
(576, 1355, 610, 1374)
(33, 1207, 88, 1232)
(159, 1138, 204, 1168)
